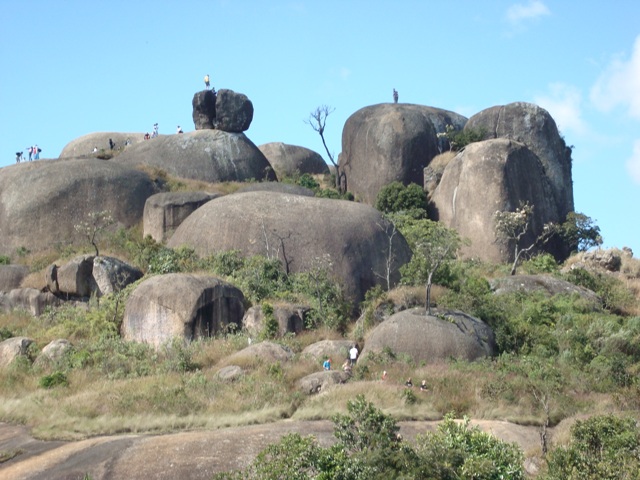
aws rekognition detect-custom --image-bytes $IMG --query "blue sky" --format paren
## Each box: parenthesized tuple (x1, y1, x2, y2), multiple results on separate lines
(1, 0, 639, 257)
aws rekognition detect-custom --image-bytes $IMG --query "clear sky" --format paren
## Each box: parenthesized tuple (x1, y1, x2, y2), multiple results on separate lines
(1, 1, 639, 257)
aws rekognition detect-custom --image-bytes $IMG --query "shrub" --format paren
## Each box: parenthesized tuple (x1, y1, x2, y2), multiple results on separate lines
(0, 255, 10, 265)
(375, 182, 428, 218)
(39, 371, 68, 389)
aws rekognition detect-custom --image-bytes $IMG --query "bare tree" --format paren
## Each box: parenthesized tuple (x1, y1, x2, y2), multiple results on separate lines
(74, 210, 115, 257)
(373, 219, 399, 291)
(306, 105, 346, 194)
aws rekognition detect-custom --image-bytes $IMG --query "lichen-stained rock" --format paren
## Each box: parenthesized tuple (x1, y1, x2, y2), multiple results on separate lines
(143, 191, 220, 243)
(112, 129, 276, 183)
(464, 102, 574, 218)
(167, 191, 412, 305)
(361, 308, 496, 363)
(243, 303, 310, 337)
(121, 274, 245, 349)
(258, 142, 329, 178)
(0, 158, 157, 256)
(430, 138, 561, 263)
(341, 103, 467, 205)
(0, 265, 29, 292)
(0, 337, 33, 368)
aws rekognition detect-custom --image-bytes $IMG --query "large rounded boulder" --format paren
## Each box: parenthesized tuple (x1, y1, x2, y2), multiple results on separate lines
(59, 132, 146, 158)
(258, 142, 329, 178)
(0, 158, 157, 256)
(112, 129, 276, 183)
(361, 308, 496, 363)
(341, 103, 467, 205)
(430, 138, 561, 263)
(168, 191, 412, 305)
(121, 274, 245, 349)
(0, 265, 29, 292)
(464, 102, 574, 217)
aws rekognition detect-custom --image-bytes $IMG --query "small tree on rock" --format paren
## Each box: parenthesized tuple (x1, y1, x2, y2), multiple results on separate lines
(74, 210, 115, 257)
(306, 105, 346, 194)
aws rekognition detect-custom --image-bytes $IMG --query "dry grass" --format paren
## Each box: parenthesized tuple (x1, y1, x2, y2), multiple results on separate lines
(429, 151, 456, 175)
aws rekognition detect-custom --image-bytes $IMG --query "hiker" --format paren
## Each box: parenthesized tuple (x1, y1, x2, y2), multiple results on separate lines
(176, 125, 183, 134)
(34, 145, 41, 160)
(342, 358, 352, 375)
(420, 380, 428, 391)
(15, 151, 23, 163)
(393, 88, 399, 104)
(323, 357, 331, 371)
(405, 378, 413, 388)
(144, 132, 151, 140)
(27, 146, 33, 161)
(109, 138, 115, 150)
(349, 344, 359, 366)
(204, 74, 210, 89)
(152, 123, 159, 138)
(381, 370, 388, 381)
(93, 146, 98, 152)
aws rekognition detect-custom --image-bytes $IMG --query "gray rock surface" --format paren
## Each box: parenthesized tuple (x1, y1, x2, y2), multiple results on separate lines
(0, 289, 61, 316)
(0, 337, 33, 368)
(192, 90, 217, 130)
(464, 102, 574, 218)
(215, 365, 244, 382)
(0, 158, 157, 256)
(143, 191, 220, 243)
(297, 371, 351, 395)
(168, 191, 412, 305)
(0, 265, 29, 292)
(59, 132, 146, 158)
(121, 274, 245, 348)
(224, 341, 294, 365)
(301, 340, 354, 364)
(362, 308, 496, 363)
(236, 182, 315, 197)
(341, 103, 467, 205)
(214, 89, 254, 133)
(112, 129, 276, 183)
(243, 304, 310, 337)
(430, 138, 561, 263)
(34, 339, 73, 368)
(258, 142, 329, 178)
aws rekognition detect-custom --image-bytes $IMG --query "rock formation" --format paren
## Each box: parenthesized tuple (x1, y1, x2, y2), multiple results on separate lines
(0, 265, 29, 292)
(0, 337, 33, 368)
(192, 88, 253, 133)
(258, 142, 329, 178)
(361, 308, 496, 363)
(112, 129, 276, 183)
(143, 191, 220, 243)
(0, 158, 157, 256)
(242, 304, 310, 337)
(341, 103, 467, 205)
(59, 132, 146, 158)
(430, 138, 562, 262)
(167, 191, 413, 305)
(121, 274, 245, 348)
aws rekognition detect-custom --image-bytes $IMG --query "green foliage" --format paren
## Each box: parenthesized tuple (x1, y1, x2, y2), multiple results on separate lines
(543, 414, 640, 480)
(375, 182, 428, 218)
(206, 250, 245, 276)
(0, 255, 10, 265)
(415, 414, 525, 480)
(39, 371, 68, 389)
(522, 253, 559, 274)
(0, 326, 14, 342)
(297, 173, 320, 190)
(438, 124, 487, 151)
(260, 302, 279, 340)
(558, 212, 602, 253)
(563, 267, 635, 314)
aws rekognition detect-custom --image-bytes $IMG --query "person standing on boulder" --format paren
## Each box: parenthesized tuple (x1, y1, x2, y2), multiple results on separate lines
(204, 74, 210, 89)
(349, 344, 359, 366)
(27, 146, 33, 161)
(176, 125, 183, 134)
(393, 88, 399, 104)
(15, 151, 23, 163)
(34, 145, 40, 160)
(152, 123, 159, 138)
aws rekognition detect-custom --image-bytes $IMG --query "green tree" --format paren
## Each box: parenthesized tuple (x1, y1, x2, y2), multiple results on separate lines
(375, 182, 428, 219)
(558, 212, 602, 253)
(394, 215, 461, 314)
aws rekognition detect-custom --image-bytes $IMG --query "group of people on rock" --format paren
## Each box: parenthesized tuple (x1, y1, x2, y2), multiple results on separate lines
(16, 144, 41, 163)
(143, 122, 183, 140)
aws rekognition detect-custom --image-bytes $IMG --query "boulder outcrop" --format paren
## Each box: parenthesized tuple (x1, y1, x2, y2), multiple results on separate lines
(143, 191, 220, 243)
(0, 265, 29, 292)
(361, 308, 496, 363)
(341, 103, 467, 205)
(112, 129, 276, 183)
(121, 274, 245, 348)
(0, 158, 157, 256)
(430, 138, 561, 263)
(167, 191, 413, 305)
(192, 88, 254, 133)
(59, 132, 146, 158)
(258, 142, 329, 178)
(243, 304, 310, 337)
(34, 339, 73, 368)
(0, 288, 61, 316)
(464, 102, 574, 218)
(0, 337, 33, 368)
(224, 341, 293, 365)
(297, 371, 351, 395)
(301, 340, 354, 364)
(192, 90, 217, 130)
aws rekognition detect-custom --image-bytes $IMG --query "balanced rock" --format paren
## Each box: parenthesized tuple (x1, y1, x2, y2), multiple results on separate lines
(143, 191, 220, 243)
(0, 158, 156, 256)
(430, 138, 561, 263)
(214, 89, 254, 133)
(341, 104, 467, 205)
(192, 90, 217, 130)
(0, 265, 29, 292)
(243, 303, 310, 337)
(112, 129, 276, 183)
(122, 274, 245, 348)
(464, 102, 574, 218)
(258, 142, 329, 178)
(362, 308, 496, 363)
(168, 191, 413, 305)
(59, 132, 146, 158)
(0, 337, 33, 368)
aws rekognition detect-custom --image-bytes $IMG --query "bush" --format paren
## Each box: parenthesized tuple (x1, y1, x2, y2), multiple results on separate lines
(375, 182, 428, 218)
(0, 255, 10, 265)
(39, 371, 68, 389)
